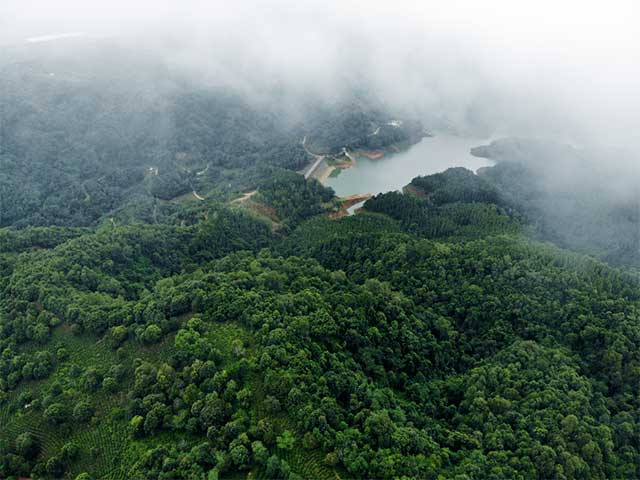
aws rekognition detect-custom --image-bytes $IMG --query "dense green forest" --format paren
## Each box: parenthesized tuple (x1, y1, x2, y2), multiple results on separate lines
(0, 44, 323, 228)
(1, 43, 640, 480)
(0, 44, 431, 231)
(2, 167, 640, 479)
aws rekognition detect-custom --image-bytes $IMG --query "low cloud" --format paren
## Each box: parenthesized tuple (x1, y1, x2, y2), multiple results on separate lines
(1, 0, 639, 148)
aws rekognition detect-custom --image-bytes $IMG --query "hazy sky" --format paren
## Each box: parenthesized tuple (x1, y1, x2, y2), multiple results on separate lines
(2, 0, 639, 146)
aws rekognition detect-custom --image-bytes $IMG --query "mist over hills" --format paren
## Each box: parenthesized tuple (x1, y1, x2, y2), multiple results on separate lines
(1, 2, 640, 479)
(472, 138, 640, 267)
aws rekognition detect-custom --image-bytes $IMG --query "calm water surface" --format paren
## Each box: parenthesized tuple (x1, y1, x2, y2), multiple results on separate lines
(326, 134, 494, 197)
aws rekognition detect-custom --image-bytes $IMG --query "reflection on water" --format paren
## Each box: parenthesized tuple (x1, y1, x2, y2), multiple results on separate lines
(326, 134, 495, 197)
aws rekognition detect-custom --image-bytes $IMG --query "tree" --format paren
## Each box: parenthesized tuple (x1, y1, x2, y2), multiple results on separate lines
(46, 455, 65, 477)
(276, 430, 295, 451)
(44, 403, 68, 425)
(110, 325, 128, 347)
(32, 323, 49, 344)
(266, 455, 291, 480)
(15, 432, 39, 458)
(73, 401, 94, 423)
(130, 415, 145, 437)
(81, 368, 102, 392)
(102, 377, 118, 392)
(61, 442, 80, 462)
(252, 441, 269, 466)
(364, 410, 396, 448)
(144, 405, 165, 434)
(140, 325, 162, 344)
(229, 445, 249, 469)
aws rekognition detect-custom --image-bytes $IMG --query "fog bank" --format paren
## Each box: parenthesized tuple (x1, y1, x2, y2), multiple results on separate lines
(1, 0, 639, 147)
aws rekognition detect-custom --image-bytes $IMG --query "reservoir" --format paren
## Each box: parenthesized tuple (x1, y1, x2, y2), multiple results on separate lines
(325, 134, 495, 197)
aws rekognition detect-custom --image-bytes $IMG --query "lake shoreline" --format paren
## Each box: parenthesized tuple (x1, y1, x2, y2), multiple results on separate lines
(329, 193, 373, 219)
(315, 156, 355, 184)
(324, 134, 496, 197)
(314, 141, 416, 185)
(310, 130, 429, 186)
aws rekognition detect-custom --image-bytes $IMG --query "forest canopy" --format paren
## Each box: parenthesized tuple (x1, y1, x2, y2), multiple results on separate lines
(1, 42, 639, 480)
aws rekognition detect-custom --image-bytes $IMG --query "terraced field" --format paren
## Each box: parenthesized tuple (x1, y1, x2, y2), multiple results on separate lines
(3, 317, 340, 479)
(1, 327, 177, 478)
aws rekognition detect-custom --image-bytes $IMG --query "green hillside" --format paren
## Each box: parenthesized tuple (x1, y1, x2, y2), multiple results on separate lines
(1, 167, 639, 479)
(1, 53, 639, 479)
